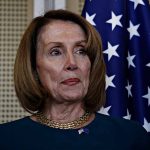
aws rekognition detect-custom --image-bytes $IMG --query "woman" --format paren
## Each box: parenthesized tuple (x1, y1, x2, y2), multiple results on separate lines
(0, 9, 149, 150)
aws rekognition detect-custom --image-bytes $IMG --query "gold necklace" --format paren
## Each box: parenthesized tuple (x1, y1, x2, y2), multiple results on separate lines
(35, 111, 91, 129)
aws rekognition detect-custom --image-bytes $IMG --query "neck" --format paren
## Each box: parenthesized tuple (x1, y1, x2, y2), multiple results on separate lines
(41, 100, 85, 123)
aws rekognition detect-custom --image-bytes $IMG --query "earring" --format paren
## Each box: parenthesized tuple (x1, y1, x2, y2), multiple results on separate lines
(34, 71, 39, 81)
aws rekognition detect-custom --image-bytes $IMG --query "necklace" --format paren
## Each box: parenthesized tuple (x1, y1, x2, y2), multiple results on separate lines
(35, 111, 91, 129)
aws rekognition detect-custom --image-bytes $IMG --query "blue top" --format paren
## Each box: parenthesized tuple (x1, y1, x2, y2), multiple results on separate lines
(0, 113, 150, 150)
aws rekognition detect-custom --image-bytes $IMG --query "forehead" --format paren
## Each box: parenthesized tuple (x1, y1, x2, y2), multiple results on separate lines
(37, 20, 86, 44)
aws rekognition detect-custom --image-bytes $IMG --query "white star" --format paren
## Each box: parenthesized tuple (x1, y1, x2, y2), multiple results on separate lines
(130, 0, 145, 9)
(103, 42, 119, 61)
(127, 51, 136, 68)
(143, 118, 150, 132)
(106, 75, 116, 90)
(123, 109, 131, 120)
(98, 106, 111, 116)
(125, 81, 132, 97)
(106, 11, 123, 30)
(142, 87, 150, 106)
(86, 12, 96, 26)
(146, 63, 150, 67)
(127, 21, 140, 39)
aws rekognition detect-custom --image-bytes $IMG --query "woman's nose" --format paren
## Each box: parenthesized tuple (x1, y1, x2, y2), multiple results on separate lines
(65, 53, 78, 71)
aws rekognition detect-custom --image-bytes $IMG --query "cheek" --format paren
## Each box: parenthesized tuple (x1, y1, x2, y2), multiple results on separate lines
(37, 63, 60, 89)
(81, 59, 91, 79)
(79, 59, 91, 90)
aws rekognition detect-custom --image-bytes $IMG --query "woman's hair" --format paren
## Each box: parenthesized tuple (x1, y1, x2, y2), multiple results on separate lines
(14, 9, 106, 113)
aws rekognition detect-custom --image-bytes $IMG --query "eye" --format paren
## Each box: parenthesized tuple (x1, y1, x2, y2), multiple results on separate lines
(49, 48, 62, 56)
(76, 48, 87, 56)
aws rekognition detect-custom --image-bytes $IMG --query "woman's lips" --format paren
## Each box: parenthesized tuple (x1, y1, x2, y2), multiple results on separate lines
(61, 78, 80, 86)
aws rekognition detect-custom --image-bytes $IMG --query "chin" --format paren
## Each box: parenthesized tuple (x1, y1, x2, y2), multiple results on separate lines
(53, 88, 87, 102)
(60, 93, 85, 102)
(64, 95, 83, 101)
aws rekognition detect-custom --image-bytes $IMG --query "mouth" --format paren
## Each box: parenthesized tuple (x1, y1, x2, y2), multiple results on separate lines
(61, 78, 80, 86)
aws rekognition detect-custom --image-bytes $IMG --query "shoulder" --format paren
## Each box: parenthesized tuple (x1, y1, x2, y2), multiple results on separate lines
(0, 117, 34, 146)
(0, 117, 29, 126)
(0, 117, 30, 133)
(95, 112, 147, 133)
(94, 113, 150, 149)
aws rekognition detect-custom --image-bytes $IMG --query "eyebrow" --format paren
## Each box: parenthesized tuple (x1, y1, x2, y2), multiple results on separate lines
(45, 40, 87, 46)
(75, 40, 87, 45)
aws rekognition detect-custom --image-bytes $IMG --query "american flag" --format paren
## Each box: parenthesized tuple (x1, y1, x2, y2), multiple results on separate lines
(82, 0, 150, 132)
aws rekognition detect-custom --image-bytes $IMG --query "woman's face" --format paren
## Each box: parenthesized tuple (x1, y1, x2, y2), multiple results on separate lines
(36, 20, 91, 103)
